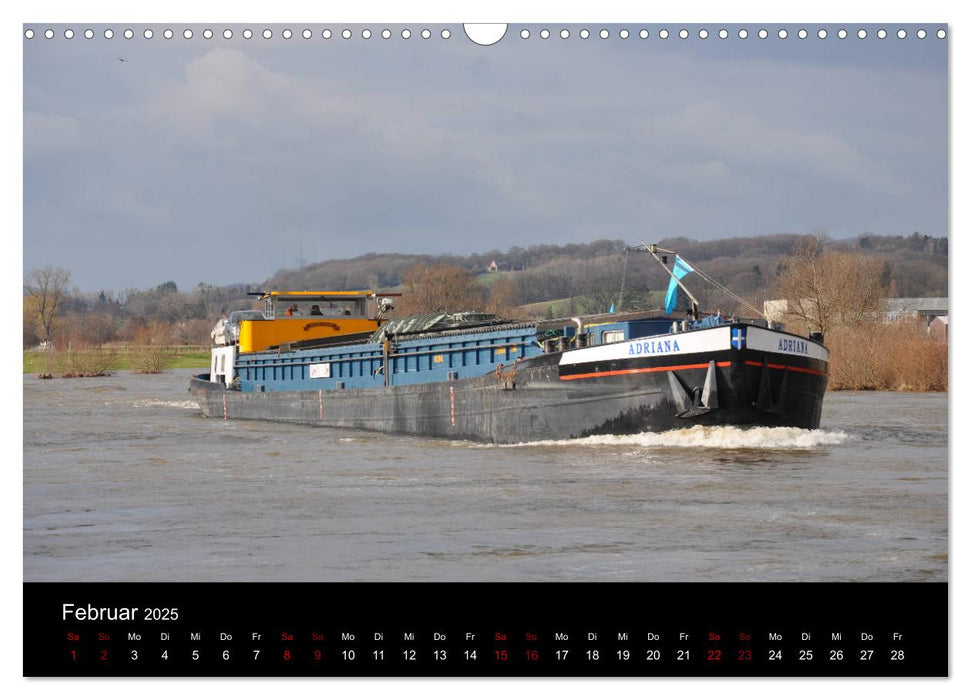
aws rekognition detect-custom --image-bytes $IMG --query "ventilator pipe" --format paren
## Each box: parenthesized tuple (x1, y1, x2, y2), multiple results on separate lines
(571, 318, 588, 348)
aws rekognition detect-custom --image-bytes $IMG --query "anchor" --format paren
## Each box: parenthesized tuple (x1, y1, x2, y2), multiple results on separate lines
(754, 357, 788, 413)
(669, 360, 719, 418)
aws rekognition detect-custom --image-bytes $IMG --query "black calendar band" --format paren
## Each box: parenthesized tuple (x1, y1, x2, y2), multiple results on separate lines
(24, 582, 947, 677)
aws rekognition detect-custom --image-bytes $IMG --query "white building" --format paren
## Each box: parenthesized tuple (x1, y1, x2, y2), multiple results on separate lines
(763, 297, 948, 331)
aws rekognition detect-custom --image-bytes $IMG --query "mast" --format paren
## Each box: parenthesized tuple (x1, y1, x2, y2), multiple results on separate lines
(633, 243, 701, 318)
(628, 242, 764, 320)
(617, 247, 630, 313)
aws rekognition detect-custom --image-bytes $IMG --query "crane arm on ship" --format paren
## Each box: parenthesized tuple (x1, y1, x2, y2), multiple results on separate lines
(624, 242, 765, 320)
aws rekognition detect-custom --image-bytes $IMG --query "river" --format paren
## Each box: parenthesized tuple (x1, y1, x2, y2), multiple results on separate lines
(23, 369, 947, 582)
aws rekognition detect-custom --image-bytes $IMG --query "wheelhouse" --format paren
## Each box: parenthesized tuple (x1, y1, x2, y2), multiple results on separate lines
(237, 291, 382, 353)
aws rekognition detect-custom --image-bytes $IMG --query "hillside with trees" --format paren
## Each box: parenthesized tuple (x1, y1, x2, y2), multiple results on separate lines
(25, 232, 947, 352)
(265, 232, 947, 317)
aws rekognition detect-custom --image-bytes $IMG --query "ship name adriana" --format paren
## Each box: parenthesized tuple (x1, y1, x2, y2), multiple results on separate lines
(778, 338, 809, 354)
(629, 338, 681, 356)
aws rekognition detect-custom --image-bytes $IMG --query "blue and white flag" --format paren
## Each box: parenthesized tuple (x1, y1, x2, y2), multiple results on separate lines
(731, 326, 746, 350)
(664, 256, 694, 315)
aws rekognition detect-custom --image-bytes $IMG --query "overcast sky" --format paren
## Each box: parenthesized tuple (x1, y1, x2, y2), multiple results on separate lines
(23, 22, 947, 292)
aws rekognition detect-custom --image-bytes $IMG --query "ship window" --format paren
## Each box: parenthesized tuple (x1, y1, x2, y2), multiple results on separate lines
(602, 329, 625, 344)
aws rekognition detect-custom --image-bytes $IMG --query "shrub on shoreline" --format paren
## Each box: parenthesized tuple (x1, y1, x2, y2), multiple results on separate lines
(26, 344, 200, 376)
(827, 319, 947, 391)
(129, 344, 173, 374)
(45, 346, 117, 378)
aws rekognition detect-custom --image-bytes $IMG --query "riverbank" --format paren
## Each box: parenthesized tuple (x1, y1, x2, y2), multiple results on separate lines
(23, 345, 210, 375)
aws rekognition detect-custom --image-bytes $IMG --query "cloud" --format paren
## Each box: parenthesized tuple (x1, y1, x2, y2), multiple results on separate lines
(24, 111, 82, 154)
(23, 36, 947, 291)
(663, 99, 886, 187)
(141, 48, 298, 131)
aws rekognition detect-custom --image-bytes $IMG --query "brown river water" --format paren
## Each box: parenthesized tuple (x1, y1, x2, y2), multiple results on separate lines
(23, 369, 947, 582)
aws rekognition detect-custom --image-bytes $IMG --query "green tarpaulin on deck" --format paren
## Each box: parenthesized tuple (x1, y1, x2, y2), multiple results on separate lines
(369, 312, 498, 342)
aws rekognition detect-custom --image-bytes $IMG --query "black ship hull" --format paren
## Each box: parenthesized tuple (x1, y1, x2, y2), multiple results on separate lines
(189, 325, 828, 443)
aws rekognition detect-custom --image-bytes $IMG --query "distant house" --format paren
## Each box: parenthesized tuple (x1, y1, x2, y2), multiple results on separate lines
(763, 299, 791, 325)
(487, 259, 499, 273)
(928, 315, 948, 341)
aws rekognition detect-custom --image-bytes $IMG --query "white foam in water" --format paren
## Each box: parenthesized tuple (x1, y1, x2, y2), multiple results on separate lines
(133, 399, 201, 410)
(514, 425, 850, 450)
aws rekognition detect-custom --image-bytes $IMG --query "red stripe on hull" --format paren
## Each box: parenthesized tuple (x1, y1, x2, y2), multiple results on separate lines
(560, 361, 732, 381)
(744, 360, 828, 377)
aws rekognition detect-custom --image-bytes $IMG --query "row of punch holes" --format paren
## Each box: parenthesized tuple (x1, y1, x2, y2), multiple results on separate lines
(24, 26, 948, 42)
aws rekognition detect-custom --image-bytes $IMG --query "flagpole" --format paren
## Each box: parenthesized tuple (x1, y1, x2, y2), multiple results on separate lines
(642, 243, 701, 317)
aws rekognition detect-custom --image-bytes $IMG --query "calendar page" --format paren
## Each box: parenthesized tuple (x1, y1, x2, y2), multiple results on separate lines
(21, 12, 949, 681)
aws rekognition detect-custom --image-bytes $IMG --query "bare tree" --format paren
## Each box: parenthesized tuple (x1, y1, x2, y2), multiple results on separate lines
(196, 282, 230, 320)
(23, 297, 42, 348)
(774, 235, 887, 336)
(24, 265, 71, 345)
(486, 275, 523, 316)
(398, 263, 486, 315)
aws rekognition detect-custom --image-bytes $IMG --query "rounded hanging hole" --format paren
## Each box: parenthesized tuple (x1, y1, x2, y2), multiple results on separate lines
(463, 24, 507, 46)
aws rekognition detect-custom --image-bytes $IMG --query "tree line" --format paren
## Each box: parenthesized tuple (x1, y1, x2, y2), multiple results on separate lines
(24, 231, 947, 350)
(23, 267, 252, 350)
(267, 232, 946, 310)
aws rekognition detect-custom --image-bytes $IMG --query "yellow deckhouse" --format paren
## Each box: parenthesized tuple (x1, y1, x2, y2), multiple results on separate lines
(237, 291, 385, 353)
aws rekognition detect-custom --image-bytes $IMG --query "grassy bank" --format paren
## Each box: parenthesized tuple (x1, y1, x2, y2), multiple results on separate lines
(24, 345, 210, 375)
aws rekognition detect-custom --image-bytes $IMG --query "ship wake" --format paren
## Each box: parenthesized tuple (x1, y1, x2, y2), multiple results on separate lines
(513, 425, 850, 450)
(133, 399, 201, 410)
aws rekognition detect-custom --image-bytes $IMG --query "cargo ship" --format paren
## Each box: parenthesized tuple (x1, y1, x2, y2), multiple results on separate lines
(189, 245, 829, 443)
